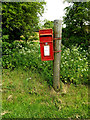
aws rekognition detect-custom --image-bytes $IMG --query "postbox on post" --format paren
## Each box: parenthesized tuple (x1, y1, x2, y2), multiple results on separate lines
(39, 29, 54, 61)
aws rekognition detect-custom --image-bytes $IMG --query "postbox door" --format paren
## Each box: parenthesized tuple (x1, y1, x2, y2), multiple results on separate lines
(39, 29, 54, 61)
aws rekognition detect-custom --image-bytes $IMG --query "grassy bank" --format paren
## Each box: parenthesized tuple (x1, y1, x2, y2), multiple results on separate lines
(2, 68, 88, 119)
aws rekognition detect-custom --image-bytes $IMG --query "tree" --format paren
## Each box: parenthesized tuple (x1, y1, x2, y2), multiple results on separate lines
(43, 19, 54, 29)
(64, 2, 89, 35)
(63, 2, 90, 49)
(2, 2, 46, 42)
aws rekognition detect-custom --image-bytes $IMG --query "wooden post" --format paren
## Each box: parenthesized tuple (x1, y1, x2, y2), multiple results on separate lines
(53, 20, 62, 92)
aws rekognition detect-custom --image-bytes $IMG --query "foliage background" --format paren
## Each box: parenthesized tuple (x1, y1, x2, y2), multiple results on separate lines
(62, 2, 90, 50)
(2, 2, 46, 42)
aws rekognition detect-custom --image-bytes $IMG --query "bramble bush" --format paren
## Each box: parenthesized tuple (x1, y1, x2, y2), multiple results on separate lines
(2, 41, 88, 85)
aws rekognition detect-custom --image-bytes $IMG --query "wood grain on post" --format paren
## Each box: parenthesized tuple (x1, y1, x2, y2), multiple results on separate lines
(53, 20, 62, 92)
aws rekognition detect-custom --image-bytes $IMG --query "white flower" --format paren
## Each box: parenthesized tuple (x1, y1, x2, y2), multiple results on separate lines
(27, 50, 31, 53)
(65, 57, 67, 59)
(19, 51, 22, 54)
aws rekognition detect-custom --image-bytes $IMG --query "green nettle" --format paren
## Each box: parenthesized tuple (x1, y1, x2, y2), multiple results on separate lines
(2, 41, 88, 85)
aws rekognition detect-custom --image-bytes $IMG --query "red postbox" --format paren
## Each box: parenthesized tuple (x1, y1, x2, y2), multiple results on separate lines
(39, 29, 54, 61)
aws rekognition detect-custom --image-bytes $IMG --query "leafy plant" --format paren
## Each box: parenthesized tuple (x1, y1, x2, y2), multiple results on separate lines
(2, 41, 88, 85)
(2, 35, 9, 42)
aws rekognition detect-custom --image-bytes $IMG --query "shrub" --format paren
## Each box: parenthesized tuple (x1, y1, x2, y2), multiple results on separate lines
(2, 41, 88, 85)
(62, 35, 89, 50)
(60, 45, 88, 85)
(2, 35, 9, 42)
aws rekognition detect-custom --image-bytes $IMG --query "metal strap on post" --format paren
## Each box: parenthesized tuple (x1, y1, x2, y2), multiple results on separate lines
(54, 50, 61, 53)
(53, 37, 62, 40)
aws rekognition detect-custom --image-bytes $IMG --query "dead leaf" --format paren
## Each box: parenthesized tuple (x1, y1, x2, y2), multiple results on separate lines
(7, 95, 13, 101)
(1, 111, 10, 116)
(76, 114, 80, 118)
(0, 89, 2, 92)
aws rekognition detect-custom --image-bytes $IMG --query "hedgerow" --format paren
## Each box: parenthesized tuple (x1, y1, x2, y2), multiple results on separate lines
(2, 41, 88, 85)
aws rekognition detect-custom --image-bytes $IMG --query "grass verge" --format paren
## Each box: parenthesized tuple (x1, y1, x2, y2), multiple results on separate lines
(2, 68, 89, 118)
